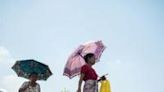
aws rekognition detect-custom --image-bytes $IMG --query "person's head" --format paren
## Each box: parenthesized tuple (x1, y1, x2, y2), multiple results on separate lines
(29, 72, 38, 82)
(84, 53, 96, 65)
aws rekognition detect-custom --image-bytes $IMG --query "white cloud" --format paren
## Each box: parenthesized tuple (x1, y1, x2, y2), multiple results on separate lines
(0, 46, 16, 67)
(0, 47, 10, 57)
(0, 46, 20, 92)
(1, 75, 25, 92)
(0, 47, 11, 63)
(0, 88, 8, 92)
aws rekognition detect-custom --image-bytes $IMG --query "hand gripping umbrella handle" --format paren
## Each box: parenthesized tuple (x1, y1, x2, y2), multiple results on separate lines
(98, 73, 108, 81)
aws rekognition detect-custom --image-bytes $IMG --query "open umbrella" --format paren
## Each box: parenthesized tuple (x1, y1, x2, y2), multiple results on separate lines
(63, 40, 106, 79)
(12, 59, 52, 80)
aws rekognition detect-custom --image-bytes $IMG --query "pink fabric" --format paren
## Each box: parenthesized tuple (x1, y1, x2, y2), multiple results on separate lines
(63, 45, 86, 78)
(63, 40, 105, 79)
(81, 41, 105, 61)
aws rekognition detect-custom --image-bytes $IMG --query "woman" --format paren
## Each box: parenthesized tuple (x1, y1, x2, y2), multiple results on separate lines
(19, 72, 41, 92)
(77, 53, 98, 92)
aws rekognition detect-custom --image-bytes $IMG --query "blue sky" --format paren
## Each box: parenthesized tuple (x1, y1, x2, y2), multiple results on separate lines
(0, 0, 164, 92)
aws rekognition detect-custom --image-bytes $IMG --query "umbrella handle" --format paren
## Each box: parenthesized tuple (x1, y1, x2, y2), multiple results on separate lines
(103, 73, 108, 76)
(98, 73, 109, 81)
(77, 52, 83, 58)
(98, 73, 108, 77)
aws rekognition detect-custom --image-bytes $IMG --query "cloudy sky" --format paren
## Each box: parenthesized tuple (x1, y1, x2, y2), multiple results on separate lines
(0, 0, 164, 92)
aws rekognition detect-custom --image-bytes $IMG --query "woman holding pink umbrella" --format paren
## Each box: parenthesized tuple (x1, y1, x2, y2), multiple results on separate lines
(63, 40, 106, 92)
(77, 53, 98, 92)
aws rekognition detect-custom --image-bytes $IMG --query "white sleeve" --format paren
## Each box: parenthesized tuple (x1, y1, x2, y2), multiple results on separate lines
(36, 83, 41, 92)
(20, 82, 29, 89)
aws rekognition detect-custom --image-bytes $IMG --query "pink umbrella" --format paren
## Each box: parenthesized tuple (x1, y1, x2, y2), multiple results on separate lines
(63, 40, 106, 79)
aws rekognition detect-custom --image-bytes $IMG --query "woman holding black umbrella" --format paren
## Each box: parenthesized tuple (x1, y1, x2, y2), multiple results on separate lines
(12, 59, 52, 92)
(19, 72, 40, 92)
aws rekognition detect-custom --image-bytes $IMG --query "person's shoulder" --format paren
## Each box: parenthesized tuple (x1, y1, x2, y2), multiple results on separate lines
(82, 64, 90, 70)
(20, 81, 29, 88)
(23, 81, 30, 84)
(82, 64, 88, 68)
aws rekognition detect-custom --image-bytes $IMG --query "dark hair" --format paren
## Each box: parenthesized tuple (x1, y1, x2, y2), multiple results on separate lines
(83, 53, 95, 63)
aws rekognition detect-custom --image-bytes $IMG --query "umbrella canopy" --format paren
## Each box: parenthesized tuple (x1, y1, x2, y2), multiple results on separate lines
(63, 40, 106, 79)
(12, 59, 52, 80)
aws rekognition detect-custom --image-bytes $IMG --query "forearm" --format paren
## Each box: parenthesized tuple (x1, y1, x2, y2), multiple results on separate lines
(39, 85, 41, 92)
(77, 73, 84, 91)
(78, 79, 82, 89)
